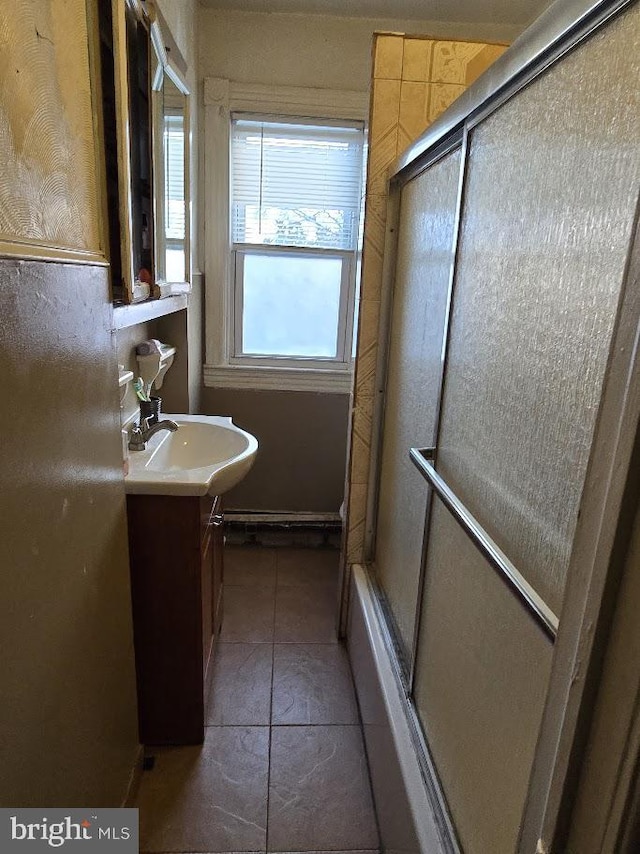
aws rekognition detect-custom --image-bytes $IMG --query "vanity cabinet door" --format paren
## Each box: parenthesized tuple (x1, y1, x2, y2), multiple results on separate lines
(200, 495, 222, 678)
(127, 493, 223, 745)
(210, 496, 224, 640)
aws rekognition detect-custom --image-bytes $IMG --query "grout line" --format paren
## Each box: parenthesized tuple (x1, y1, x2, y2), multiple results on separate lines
(265, 551, 278, 852)
(204, 722, 363, 728)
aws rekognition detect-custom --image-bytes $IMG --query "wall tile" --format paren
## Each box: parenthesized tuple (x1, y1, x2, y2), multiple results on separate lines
(374, 35, 404, 79)
(398, 81, 429, 153)
(368, 79, 401, 195)
(354, 368, 377, 406)
(432, 40, 487, 84)
(351, 395, 374, 486)
(428, 83, 466, 123)
(360, 192, 387, 301)
(347, 483, 368, 564)
(357, 299, 381, 361)
(402, 37, 434, 82)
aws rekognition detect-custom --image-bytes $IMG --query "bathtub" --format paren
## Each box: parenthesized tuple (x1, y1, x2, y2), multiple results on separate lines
(347, 564, 456, 854)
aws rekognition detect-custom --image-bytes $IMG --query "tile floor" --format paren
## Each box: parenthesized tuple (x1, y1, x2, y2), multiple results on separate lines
(136, 546, 380, 854)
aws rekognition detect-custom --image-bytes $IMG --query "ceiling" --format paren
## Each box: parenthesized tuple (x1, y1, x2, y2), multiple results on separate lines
(198, 0, 552, 28)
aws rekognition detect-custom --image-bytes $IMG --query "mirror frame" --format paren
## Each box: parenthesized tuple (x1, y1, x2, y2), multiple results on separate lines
(147, 3, 191, 294)
(88, 0, 190, 304)
(111, 0, 154, 303)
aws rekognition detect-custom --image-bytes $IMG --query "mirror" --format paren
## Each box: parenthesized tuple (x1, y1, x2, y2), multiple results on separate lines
(89, 0, 189, 304)
(150, 13, 191, 295)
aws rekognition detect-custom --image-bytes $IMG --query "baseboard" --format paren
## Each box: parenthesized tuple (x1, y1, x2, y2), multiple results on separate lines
(224, 511, 342, 548)
(224, 510, 341, 525)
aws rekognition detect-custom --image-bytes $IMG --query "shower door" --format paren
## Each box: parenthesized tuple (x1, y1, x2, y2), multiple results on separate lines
(373, 3, 640, 851)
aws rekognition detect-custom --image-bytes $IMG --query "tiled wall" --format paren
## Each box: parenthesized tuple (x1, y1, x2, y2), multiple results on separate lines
(344, 33, 508, 566)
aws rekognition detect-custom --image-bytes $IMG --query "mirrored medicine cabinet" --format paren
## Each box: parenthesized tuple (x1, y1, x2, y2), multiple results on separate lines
(88, 0, 191, 305)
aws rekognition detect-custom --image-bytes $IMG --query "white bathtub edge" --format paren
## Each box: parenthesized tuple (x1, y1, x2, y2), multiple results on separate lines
(349, 564, 451, 854)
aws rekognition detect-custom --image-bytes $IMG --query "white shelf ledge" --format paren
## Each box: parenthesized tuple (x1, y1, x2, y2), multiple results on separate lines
(112, 295, 188, 330)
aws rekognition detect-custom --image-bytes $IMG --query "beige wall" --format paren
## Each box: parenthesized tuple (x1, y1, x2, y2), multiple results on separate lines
(197, 10, 515, 515)
(201, 388, 349, 513)
(0, 259, 139, 805)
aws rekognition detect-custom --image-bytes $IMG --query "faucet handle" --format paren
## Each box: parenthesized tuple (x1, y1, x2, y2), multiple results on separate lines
(139, 416, 151, 432)
(128, 423, 147, 451)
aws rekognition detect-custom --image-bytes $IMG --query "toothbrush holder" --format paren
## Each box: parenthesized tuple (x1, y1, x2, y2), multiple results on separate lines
(140, 396, 161, 426)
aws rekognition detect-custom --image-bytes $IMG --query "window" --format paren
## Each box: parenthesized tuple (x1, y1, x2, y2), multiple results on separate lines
(230, 116, 365, 370)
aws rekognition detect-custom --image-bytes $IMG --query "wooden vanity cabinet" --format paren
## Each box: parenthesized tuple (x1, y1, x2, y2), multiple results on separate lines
(126, 493, 224, 745)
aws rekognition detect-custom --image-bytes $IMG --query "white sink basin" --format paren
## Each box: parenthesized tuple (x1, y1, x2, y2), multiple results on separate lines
(125, 414, 258, 497)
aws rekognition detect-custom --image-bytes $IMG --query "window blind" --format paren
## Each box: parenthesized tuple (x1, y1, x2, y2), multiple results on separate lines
(164, 114, 185, 239)
(231, 117, 364, 250)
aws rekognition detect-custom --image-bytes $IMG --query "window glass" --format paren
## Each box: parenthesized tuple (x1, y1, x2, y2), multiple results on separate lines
(241, 253, 342, 358)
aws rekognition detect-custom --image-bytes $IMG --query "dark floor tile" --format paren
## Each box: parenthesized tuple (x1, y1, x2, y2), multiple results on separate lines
(221, 586, 275, 643)
(137, 727, 269, 853)
(276, 548, 339, 589)
(274, 586, 337, 643)
(207, 643, 273, 726)
(268, 726, 379, 852)
(225, 546, 277, 588)
(272, 644, 358, 725)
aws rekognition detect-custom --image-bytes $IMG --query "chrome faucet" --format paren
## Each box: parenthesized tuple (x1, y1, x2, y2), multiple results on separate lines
(128, 416, 179, 451)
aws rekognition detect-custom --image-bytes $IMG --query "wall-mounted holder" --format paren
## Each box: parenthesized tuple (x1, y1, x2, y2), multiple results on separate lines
(136, 342, 176, 393)
(118, 365, 134, 408)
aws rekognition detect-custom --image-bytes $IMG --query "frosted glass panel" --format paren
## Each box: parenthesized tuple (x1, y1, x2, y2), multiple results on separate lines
(414, 501, 553, 854)
(240, 253, 341, 357)
(375, 148, 461, 655)
(437, 11, 640, 615)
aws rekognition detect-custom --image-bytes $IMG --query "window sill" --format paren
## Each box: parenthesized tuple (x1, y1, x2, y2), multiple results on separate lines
(203, 363, 353, 393)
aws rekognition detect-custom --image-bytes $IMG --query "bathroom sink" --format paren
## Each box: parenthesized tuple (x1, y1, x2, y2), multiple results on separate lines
(125, 414, 258, 497)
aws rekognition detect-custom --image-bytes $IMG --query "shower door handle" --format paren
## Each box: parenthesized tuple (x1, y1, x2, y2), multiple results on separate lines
(409, 447, 558, 641)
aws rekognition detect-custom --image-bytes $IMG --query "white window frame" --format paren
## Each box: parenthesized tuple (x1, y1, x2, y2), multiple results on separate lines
(232, 245, 356, 369)
(203, 80, 368, 393)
